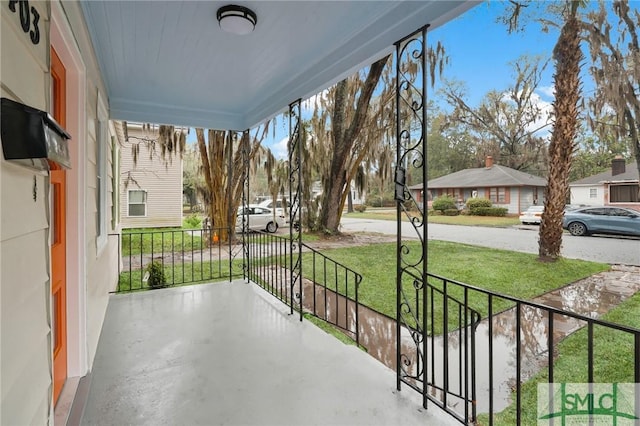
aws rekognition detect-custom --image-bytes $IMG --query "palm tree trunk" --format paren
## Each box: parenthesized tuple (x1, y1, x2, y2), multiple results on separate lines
(539, 5, 582, 261)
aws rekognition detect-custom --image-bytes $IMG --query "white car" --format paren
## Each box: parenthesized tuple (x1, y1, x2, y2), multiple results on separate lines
(519, 205, 544, 225)
(258, 198, 288, 221)
(236, 205, 285, 233)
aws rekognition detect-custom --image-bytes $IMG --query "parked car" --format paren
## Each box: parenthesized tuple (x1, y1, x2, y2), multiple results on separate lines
(236, 205, 286, 233)
(258, 198, 287, 220)
(562, 206, 640, 237)
(519, 206, 544, 225)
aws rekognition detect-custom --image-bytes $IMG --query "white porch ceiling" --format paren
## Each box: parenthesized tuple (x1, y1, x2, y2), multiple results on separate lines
(81, 1, 479, 130)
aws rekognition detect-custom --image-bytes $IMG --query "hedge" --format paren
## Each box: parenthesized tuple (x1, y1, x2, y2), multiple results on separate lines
(471, 206, 508, 217)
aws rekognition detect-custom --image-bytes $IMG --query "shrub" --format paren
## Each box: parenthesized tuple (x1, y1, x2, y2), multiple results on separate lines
(432, 195, 457, 213)
(354, 204, 367, 213)
(183, 214, 202, 229)
(472, 207, 508, 217)
(444, 208, 460, 216)
(145, 261, 166, 289)
(466, 197, 492, 214)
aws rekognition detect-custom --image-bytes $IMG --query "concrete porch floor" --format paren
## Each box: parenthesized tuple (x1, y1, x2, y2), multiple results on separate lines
(79, 280, 458, 425)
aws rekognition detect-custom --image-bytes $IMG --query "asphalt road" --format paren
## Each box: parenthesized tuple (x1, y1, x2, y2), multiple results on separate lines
(340, 217, 640, 266)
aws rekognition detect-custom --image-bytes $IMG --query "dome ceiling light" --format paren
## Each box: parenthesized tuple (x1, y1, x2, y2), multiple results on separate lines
(216, 5, 257, 35)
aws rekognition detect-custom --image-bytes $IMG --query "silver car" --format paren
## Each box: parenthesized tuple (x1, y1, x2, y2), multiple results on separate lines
(562, 206, 640, 237)
(236, 205, 286, 233)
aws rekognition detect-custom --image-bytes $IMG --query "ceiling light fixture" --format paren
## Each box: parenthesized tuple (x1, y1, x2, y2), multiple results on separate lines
(216, 5, 257, 35)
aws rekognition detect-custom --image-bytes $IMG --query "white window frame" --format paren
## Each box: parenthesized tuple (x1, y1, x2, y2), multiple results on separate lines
(589, 188, 597, 199)
(111, 128, 120, 230)
(128, 189, 148, 217)
(96, 93, 109, 253)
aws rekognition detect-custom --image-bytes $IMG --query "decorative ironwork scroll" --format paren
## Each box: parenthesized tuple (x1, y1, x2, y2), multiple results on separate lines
(394, 26, 478, 424)
(288, 99, 303, 320)
(395, 24, 429, 408)
(241, 130, 250, 281)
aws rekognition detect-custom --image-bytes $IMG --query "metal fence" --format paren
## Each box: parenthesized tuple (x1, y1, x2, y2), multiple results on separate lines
(244, 231, 362, 345)
(420, 272, 640, 425)
(115, 227, 242, 292)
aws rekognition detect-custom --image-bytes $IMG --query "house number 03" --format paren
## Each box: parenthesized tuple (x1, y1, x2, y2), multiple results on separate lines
(7, 0, 40, 45)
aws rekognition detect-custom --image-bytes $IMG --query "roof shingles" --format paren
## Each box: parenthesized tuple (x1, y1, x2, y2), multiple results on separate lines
(414, 165, 546, 189)
(570, 161, 639, 185)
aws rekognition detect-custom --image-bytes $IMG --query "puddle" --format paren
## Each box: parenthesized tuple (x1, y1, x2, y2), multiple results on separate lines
(255, 264, 640, 418)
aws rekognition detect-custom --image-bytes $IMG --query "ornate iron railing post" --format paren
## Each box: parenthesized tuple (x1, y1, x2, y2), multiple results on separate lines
(227, 131, 234, 281)
(395, 25, 429, 408)
(241, 130, 250, 282)
(289, 99, 303, 320)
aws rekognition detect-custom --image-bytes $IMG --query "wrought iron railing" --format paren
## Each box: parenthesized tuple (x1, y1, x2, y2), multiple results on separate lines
(303, 242, 363, 345)
(115, 227, 242, 292)
(450, 277, 640, 425)
(397, 267, 481, 424)
(244, 231, 362, 345)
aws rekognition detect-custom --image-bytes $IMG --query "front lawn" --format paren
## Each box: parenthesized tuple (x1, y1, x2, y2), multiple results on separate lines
(303, 241, 609, 321)
(121, 229, 205, 256)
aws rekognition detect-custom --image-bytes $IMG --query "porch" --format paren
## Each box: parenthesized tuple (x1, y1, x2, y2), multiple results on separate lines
(78, 280, 458, 425)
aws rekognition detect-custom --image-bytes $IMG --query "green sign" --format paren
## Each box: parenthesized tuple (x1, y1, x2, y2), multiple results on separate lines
(538, 383, 638, 425)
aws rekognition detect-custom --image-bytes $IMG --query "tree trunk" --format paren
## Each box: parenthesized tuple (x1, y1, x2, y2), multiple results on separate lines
(317, 56, 389, 233)
(196, 129, 256, 243)
(539, 6, 581, 261)
(347, 189, 354, 213)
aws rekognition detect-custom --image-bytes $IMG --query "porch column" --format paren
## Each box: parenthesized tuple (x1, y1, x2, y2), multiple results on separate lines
(394, 25, 429, 407)
(288, 99, 303, 320)
(241, 130, 250, 281)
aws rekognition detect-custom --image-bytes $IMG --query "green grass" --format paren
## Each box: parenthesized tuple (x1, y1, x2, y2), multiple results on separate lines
(344, 210, 521, 227)
(303, 313, 365, 348)
(122, 228, 204, 256)
(118, 258, 244, 292)
(300, 241, 608, 323)
(484, 291, 640, 426)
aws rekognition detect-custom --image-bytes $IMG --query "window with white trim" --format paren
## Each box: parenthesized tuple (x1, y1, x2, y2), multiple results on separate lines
(589, 188, 597, 198)
(111, 135, 120, 229)
(128, 190, 147, 216)
(96, 93, 109, 252)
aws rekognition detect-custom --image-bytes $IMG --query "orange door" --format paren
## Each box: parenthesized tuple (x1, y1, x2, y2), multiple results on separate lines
(51, 47, 67, 405)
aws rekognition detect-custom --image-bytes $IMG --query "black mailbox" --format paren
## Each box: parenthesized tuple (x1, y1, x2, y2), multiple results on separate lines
(1, 97, 72, 171)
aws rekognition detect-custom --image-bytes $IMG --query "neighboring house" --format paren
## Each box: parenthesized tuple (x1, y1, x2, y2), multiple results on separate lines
(569, 157, 640, 212)
(409, 156, 547, 214)
(1, 2, 120, 423)
(116, 122, 183, 228)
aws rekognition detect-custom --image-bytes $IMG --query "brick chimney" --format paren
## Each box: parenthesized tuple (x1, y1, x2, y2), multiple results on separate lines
(485, 155, 494, 168)
(612, 156, 626, 176)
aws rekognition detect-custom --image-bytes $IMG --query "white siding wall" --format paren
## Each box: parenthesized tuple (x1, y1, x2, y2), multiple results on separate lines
(119, 126, 183, 228)
(570, 185, 604, 206)
(83, 85, 119, 364)
(1, 2, 121, 424)
(1, 1, 53, 423)
(504, 187, 519, 214)
(518, 187, 545, 213)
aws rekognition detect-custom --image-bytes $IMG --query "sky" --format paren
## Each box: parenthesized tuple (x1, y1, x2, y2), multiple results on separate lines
(259, 1, 562, 158)
(187, 1, 626, 158)
(429, 1, 558, 106)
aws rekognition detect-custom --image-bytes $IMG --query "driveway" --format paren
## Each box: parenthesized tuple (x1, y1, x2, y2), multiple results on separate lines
(340, 217, 640, 266)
